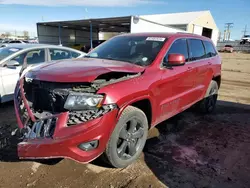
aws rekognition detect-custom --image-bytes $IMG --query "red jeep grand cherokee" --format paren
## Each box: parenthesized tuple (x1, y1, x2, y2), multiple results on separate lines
(14, 33, 221, 168)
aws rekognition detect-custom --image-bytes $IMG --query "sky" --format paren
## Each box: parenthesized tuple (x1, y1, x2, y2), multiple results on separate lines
(0, 0, 249, 39)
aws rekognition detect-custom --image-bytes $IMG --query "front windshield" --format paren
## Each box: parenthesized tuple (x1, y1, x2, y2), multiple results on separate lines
(0, 47, 22, 61)
(87, 36, 167, 66)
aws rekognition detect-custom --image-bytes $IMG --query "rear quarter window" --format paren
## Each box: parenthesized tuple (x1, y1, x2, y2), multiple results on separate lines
(188, 39, 206, 61)
(203, 41, 217, 57)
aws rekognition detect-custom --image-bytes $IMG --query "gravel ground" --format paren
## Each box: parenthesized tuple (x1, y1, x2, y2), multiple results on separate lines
(0, 53, 250, 188)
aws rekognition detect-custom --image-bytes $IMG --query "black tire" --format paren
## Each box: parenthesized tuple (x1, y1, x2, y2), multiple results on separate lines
(104, 106, 148, 168)
(197, 80, 218, 114)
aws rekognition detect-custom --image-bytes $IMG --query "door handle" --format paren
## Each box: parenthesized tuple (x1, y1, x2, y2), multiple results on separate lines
(208, 62, 212, 65)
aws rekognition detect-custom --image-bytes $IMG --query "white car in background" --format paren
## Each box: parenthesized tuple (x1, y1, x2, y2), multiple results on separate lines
(0, 44, 86, 103)
(0, 40, 29, 48)
(240, 35, 250, 44)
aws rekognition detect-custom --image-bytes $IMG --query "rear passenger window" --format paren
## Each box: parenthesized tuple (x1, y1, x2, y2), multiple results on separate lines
(203, 41, 217, 57)
(71, 51, 81, 58)
(50, 49, 71, 61)
(165, 39, 189, 62)
(188, 39, 206, 61)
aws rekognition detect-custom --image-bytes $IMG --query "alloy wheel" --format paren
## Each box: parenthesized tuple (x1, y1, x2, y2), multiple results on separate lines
(116, 118, 144, 160)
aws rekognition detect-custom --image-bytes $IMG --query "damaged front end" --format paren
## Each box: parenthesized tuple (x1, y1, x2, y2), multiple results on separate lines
(15, 71, 141, 140)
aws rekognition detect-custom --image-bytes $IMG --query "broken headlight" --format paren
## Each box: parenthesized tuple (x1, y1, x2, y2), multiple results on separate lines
(64, 92, 104, 111)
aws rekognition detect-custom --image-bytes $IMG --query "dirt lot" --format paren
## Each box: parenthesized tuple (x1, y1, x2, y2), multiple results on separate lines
(0, 53, 250, 188)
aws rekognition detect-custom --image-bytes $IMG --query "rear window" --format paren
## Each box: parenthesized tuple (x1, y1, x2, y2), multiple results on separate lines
(188, 39, 206, 61)
(203, 41, 217, 57)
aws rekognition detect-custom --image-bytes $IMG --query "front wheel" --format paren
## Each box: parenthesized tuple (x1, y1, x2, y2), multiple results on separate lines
(103, 106, 148, 168)
(197, 80, 218, 114)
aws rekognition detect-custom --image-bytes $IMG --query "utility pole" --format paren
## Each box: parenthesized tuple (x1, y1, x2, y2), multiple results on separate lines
(242, 25, 248, 36)
(224, 23, 234, 41)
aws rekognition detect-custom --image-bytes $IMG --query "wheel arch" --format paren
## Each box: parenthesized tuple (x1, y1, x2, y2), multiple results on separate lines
(213, 75, 221, 88)
(117, 96, 153, 128)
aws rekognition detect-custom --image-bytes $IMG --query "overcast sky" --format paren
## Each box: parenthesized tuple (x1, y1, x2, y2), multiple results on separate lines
(0, 0, 249, 39)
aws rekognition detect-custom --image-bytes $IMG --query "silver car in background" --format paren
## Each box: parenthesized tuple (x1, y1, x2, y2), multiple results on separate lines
(0, 44, 86, 103)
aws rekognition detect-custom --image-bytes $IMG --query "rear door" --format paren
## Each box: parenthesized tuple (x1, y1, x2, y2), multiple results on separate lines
(202, 40, 219, 92)
(156, 38, 196, 122)
(187, 39, 211, 101)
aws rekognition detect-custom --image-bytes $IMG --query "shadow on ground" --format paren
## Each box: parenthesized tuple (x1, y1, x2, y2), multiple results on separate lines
(0, 102, 62, 165)
(143, 100, 250, 188)
(0, 102, 20, 162)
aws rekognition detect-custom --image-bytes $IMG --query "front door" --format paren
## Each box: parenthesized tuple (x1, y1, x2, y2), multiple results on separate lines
(156, 38, 196, 123)
(1, 54, 24, 99)
(2, 49, 46, 97)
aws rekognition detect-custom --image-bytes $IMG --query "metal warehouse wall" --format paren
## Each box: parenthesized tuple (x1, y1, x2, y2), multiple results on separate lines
(130, 16, 183, 34)
(37, 25, 98, 46)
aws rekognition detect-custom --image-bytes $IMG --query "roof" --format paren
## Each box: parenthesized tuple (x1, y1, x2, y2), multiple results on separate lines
(1, 44, 85, 53)
(118, 32, 213, 41)
(37, 16, 131, 33)
(1, 44, 50, 49)
(141, 11, 210, 25)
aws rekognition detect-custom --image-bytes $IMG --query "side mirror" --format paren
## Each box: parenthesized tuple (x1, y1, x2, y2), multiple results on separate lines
(163, 54, 186, 67)
(6, 60, 20, 68)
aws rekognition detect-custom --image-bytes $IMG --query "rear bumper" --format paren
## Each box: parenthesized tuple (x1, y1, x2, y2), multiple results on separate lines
(14, 80, 118, 163)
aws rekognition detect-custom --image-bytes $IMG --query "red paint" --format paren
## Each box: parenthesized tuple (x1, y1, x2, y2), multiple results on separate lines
(15, 33, 221, 163)
(168, 54, 185, 65)
(27, 58, 145, 83)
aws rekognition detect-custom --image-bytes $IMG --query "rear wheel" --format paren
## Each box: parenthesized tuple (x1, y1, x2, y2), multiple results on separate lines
(104, 106, 148, 168)
(197, 80, 218, 113)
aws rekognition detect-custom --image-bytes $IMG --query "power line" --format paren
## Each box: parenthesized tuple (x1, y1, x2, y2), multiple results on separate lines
(242, 25, 248, 36)
(224, 23, 234, 41)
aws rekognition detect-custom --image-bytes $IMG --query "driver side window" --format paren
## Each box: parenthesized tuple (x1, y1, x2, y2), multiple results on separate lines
(10, 53, 26, 65)
(164, 38, 189, 62)
(25, 49, 45, 64)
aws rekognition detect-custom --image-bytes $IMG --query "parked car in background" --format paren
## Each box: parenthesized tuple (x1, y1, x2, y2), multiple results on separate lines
(15, 33, 221, 168)
(1, 40, 29, 48)
(219, 45, 234, 53)
(0, 44, 85, 103)
(28, 38, 39, 44)
(240, 35, 250, 44)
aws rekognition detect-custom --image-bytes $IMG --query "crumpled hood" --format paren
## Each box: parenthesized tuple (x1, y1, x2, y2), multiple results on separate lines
(26, 58, 145, 82)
